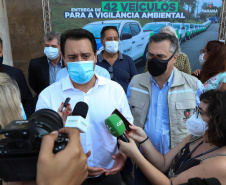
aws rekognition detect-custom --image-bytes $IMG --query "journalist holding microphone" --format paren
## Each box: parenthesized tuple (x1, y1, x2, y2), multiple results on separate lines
(0, 73, 88, 185)
(119, 90, 226, 185)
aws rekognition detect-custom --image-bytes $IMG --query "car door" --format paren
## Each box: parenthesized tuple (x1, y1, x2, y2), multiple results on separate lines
(119, 23, 133, 59)
(130, 22, 144, 60)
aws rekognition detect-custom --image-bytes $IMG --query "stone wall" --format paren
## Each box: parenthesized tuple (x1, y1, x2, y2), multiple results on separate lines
(6, 0, 44, 79)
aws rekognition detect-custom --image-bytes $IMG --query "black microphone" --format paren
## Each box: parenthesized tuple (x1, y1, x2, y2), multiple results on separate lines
(65, 101, 89, 132)
(72, 101, 89, 118)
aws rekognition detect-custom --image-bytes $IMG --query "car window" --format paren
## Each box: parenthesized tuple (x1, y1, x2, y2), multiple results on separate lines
(121, 23, 132, 36)
(143, 23, 165, 32)
(184, 24, 190, 28)
(172, 24, 180, 29)
(131, 23, 141, 36)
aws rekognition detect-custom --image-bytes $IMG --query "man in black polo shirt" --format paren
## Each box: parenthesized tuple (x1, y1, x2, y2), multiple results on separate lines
(97, 26, 137, 93)
(97, 26, 137, 185)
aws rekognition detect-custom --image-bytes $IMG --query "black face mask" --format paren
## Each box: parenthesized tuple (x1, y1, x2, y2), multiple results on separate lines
(147, 48, 177, 77)
(0, 56, 3, 65)
(148, 57, 168, 77)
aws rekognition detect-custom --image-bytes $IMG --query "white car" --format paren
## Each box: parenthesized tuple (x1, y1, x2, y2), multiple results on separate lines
(83, 20, 154, 62)
(143, 22, 172, 34)
(172, 23, 187, 42)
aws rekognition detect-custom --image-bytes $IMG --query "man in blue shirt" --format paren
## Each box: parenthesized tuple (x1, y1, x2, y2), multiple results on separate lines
(127, 33, 204, 185)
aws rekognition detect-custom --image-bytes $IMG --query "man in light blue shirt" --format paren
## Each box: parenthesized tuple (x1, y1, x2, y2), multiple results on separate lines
(127, 33, 204, 185)
(55, 65, 111, 82)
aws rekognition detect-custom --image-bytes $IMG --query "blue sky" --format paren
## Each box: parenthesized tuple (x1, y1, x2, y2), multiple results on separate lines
(198, 0, 222, 7)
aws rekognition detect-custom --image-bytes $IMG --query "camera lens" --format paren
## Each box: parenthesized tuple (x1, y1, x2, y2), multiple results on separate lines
(29, 109, 63, 136)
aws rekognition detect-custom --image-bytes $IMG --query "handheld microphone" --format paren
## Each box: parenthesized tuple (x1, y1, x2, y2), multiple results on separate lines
(112, 109, 132, 133)
(105, 114, 129, 142)
(65, 101, 89, 133)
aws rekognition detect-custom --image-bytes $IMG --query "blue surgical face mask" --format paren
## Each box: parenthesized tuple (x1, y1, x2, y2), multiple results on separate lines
(44, 47, 60, 60)
(20, 104, 27, 120)
(67, 59, 95, 84)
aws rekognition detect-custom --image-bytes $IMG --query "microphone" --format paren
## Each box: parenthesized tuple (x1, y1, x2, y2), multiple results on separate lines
(105, 114, 129, 142)
(112, 109, 132, 133)
(65, 101, 89, 133)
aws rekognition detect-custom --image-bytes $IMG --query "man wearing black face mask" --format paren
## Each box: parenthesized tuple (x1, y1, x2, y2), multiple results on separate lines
(127, 33, 204, 185)
(0, 37, 35, 118)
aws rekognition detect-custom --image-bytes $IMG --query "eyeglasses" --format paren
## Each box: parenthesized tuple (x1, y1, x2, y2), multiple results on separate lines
(200, 49, 210, 54)
(108, 66, 113, 80)
(195, 106, 207, 118)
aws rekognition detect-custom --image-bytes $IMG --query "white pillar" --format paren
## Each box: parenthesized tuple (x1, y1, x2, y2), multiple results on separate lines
(0, 0, 13, 66)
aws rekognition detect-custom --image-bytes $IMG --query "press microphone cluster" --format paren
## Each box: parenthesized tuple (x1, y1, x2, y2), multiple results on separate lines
(105, 114, 129, 142)
(65, 101, 89, 133)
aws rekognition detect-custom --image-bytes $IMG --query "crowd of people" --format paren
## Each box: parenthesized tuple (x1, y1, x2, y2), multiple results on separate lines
(0, 24, 226, 185)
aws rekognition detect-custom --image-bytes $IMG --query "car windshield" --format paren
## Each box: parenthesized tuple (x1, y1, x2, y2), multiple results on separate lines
(83, 23, 120, 38)
(143, 23, 165, 32)
(172, 24, 180, 29)
(184, 24, 190, 28)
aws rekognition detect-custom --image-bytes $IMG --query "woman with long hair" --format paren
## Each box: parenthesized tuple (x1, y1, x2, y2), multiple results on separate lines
(119, 90, 226, 185)
(192, 40, 226, 91)
(0, 73, 23, 133)
(0, 73, 36, 184)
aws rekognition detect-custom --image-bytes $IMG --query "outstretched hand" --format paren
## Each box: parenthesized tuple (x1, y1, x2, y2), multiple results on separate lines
(105, 152, 127, 176)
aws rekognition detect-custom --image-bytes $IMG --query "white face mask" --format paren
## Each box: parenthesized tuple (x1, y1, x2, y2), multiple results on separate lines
(199, 53, 205, 65)
(104, 41, 119, 54)
(186, 112, 208, 136)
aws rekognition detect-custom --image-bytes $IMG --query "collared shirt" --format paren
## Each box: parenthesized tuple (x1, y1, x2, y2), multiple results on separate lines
(127, 68, 204, 155)
(55, 65, 111, 82)
(97, 51, 137, 93)
(48, 56, 63, 85)
(36, 73, 133, 170)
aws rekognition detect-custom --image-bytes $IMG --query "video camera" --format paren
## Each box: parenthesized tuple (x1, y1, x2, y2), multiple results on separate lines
(0, 109, 69, 182)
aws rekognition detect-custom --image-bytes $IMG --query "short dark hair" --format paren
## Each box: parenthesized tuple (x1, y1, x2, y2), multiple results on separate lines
(149, 32, 179, 54)
(200, 90, 226, 146)
(60, 29, 97, 56)
(100, 26, 119, 39)
(0, 37, 2, 47)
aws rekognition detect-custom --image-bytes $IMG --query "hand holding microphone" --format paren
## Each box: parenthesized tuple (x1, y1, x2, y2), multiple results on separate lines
(65, 102, 89, 133)
(105, 114, 129, 142)
(105, 114, 139, 162)
(57, 97, 72, 125)
(105, 113, 149, 159)
(106, 109, 147, 143)
(127, 124, 148, 143)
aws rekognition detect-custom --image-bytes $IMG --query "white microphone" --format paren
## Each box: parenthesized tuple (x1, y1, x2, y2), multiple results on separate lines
(65, 102, 88, 133)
